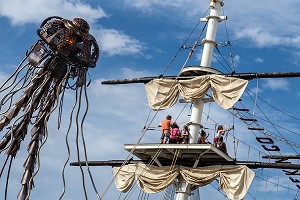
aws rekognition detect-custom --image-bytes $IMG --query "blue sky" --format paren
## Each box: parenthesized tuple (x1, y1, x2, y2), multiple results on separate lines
(1, 0, 300, 199)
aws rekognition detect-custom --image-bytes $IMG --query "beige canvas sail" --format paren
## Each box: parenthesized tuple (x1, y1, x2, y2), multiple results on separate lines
(113, 163, 255, 200)
(145, 75, 248, 110)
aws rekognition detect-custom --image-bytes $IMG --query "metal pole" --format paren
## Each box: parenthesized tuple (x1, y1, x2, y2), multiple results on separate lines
(175, 1, 224, 200)
(101, 72, 300, 84)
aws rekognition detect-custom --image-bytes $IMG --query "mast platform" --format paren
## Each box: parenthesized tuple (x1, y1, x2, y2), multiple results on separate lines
(124, 143, 233, 167)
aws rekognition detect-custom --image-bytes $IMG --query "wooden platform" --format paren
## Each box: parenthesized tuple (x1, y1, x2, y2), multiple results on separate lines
(124, 143, 234, 167)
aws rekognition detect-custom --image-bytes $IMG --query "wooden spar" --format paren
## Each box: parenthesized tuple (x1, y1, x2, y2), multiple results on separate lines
(101, 71, 300, 85)
(262, 155, 300, 159)
(70, 160, 300, 170)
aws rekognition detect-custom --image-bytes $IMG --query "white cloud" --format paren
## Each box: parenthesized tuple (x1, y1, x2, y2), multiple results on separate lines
(235, 28, 300, 48)
(0, 0, 147, 57)
(255, 57, 264, 63)
(123, 0, 300, 49)
(0, 0, 107, 25)
(233, 55, 240, 64)
(93, 28, 145, 56)
(124, 0, 206, 15)
(263, 78, 290, 91)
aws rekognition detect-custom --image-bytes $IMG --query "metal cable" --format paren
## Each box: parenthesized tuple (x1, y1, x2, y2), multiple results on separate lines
(81, 76, 101, 199)
(0, 64, 34, 114)
(0, 155, 9, 178)
(26, 72, 69, 200)
(0, 56, 31, 93)
(75, 86, 88, 200)
(4, 156, 13, 200)
(60, 76, 78, 200)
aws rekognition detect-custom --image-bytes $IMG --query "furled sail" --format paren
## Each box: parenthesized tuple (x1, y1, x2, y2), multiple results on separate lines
(145, 75, 248, 110)
(113, 163, 255, 200)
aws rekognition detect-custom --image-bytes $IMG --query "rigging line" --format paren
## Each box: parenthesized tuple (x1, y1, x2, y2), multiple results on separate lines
(215, 46, 232, 73)
(245, 89, 299, 155)
(264, 166, 269, 200)
(26, 73, 69, 200)
(121, 180, 136, 200)
(174, 102, 188, 122)
(59, 73, 78, 200)
(246, 87, 300, 122)
(117, 192, 122, 200)
(159, 9, 209, 77)
(4, 156, 13, 200)
(212, 53, 231, 73)
(109, 149, 164, 200)
(228, 107, 283, 156)
(224, 129, 268, 157)
(99, 128, 159, 199)
(137, 189, 142, 200)
(232, 107, 237, 158)
(75, 86, 88, 200)
(222, 8, 235, 73)
(255, 175, 299, 192)
(240, 104, 300, 139)
(202, 111, 269, 156)
(206, 102, 211, 121)
(252, 74, 259, 115)
(233, 102, 289, 149)
(102, 12, 209, 200)
(209, 182, 227, 197)
(81, 79, 101, 199)
(276, 169, 280, 200)
(122, 149, 163, 200)
(101, 51, 190, 197)
(226, 130, 268, 157)
(170, 149, 180, 172)
(142, 109, 152, 131)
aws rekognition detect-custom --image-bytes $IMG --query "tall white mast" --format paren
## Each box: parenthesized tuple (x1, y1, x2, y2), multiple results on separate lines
(189, 0, 224, 144)
(175, 1, 225, 199)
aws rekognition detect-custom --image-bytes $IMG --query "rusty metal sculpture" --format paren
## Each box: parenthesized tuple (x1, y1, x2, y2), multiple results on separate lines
(0, 16, 99, 199)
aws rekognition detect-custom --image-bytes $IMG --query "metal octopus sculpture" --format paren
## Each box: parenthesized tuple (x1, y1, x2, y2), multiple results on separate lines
(0, 16, 99, 199)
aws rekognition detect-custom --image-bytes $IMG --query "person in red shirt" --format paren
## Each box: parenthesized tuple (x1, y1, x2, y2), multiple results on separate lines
(160, 115, 172, 144)
(170, 122, 180, 144)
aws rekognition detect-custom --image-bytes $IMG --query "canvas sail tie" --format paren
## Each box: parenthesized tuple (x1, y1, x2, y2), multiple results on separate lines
(113, 163, 255, 200)
(145, 75, 248, 110)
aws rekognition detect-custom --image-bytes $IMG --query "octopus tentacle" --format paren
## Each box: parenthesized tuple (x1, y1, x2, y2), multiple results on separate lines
(0, 16, 99, 199)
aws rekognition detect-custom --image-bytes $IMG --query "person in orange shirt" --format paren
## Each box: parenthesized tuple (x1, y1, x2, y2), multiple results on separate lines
(160, 115, 172, 144)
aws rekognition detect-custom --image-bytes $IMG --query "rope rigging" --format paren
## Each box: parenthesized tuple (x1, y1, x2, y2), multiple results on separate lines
(244, 89, 300, 154)
(97, 4, 300, 200)
(159, 9, 209, 77)
(99, 12, 220, 199)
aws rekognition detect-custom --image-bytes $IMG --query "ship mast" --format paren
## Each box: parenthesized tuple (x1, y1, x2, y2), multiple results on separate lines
(175, 1, 225, 199)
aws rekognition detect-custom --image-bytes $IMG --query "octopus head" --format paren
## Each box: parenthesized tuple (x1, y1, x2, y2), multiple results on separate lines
(72, 18, 90, 34)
